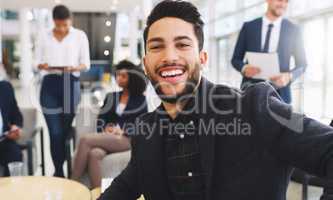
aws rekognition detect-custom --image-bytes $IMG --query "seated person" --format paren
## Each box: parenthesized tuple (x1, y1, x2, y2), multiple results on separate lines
(72, 60, 148, 188)
(0, 80, 23, 176)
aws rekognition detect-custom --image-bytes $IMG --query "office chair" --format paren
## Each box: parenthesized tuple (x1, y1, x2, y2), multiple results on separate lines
(65, 126, 76, 178)
(17, 108, 45, 176)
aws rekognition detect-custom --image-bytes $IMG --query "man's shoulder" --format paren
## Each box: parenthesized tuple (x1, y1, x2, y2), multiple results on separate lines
(136, 110, 157, 123)
(0, 80, 13, 90)
(282, 19, 300, 32)
(212, 81, 279, 104)
(211, 82, 242, 95)
(244, 17, 262, 26)
(240, 82, 283, 108)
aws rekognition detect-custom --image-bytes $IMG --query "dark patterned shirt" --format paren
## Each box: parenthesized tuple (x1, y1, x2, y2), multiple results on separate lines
(162, 114, 206, 200)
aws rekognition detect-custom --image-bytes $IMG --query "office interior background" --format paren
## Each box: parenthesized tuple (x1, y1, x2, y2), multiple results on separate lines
(1, 0, 333, 199)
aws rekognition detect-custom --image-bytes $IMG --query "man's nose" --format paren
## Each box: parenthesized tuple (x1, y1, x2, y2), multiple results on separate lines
(162, 46, 179, 63)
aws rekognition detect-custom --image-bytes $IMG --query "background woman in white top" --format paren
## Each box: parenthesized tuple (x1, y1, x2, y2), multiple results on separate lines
(36, 5, 90, 177)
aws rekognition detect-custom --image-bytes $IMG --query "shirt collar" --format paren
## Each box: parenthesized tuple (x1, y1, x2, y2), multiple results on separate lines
(263, 15, 283, 28)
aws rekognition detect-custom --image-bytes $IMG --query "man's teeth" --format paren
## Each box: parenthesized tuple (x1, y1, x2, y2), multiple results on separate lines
(161, 69, 184, 77)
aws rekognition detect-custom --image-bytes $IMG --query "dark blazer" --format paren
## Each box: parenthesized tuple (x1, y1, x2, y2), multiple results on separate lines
(97, 91, 148, 135)
(0, 81, 23, 133)
(232, 17, 307, 103)
(99, 78, 333, 200)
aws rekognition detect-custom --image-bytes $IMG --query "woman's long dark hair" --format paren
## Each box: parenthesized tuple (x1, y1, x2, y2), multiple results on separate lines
(114, 60, 147, 96)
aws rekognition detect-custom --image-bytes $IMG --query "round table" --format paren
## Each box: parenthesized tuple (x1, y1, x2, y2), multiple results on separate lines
(91, 187, 101, 200)
(90, 187, 146, 200)
(0, 176, 91, 200)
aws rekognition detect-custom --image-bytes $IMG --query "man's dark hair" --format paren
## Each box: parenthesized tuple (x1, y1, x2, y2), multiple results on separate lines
(52, 5, 71, 20)
(114, 60, 147, 95)
(143, 0, 204, 52)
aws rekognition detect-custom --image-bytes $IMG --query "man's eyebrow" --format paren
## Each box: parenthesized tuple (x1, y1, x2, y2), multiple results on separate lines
(147, 37, 164, 44)
(174, 36, 193, 42)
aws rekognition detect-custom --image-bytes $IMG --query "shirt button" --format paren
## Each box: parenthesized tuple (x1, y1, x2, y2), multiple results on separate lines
(188, 172, 193, 177)
(179, 134, 185, 139)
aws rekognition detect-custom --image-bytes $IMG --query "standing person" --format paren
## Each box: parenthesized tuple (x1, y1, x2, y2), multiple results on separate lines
(36, 5, 90, 177)
(231, 0, 307, 104)
(99, 1, 333, 200)
(0, 80, 23, 176)
(71, 60, 148, 188)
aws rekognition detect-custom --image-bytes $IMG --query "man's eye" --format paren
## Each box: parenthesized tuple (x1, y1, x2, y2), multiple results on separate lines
(149, 45, 162, 50)
(177, 43, 191, 48)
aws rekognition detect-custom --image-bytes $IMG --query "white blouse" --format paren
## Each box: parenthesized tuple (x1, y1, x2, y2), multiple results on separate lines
(35, 27, 90, 77)
(116, 103, 126, 116)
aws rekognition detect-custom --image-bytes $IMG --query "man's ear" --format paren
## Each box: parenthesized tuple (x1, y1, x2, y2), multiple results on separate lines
(142, 56, 148, 75)
(199, 51, 208, 65)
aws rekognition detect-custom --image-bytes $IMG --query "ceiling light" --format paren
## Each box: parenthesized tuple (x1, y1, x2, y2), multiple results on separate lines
(104, 50, 110, 56)
(104, 36, 111, 43)
(105, 20, 112, 27)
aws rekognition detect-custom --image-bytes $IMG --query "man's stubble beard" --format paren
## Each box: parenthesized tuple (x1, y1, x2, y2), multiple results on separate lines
(148, 63, 202, 104)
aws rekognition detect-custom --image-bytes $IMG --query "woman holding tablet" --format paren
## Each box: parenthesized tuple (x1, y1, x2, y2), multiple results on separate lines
(35, 5, 90, 177)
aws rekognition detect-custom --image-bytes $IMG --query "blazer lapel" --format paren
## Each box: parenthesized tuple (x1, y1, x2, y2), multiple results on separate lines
(256, 18, 263, 52)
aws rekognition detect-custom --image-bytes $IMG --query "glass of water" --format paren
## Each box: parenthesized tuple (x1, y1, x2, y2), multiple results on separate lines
(8, 161, 24, 176)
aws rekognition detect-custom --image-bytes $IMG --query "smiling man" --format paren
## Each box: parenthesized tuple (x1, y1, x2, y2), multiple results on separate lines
(99, 1, 333, 200)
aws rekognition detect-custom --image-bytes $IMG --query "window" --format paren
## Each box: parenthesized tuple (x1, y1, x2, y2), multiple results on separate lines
(325, 16, 333, 117)
(243, 0, 263, 8)
(302, 18, 325, 118)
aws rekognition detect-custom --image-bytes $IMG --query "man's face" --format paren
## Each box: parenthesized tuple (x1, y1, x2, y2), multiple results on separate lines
(54, 19, 71, 34)
(143, 17, 207, 103)
(267, 0, 288, 17)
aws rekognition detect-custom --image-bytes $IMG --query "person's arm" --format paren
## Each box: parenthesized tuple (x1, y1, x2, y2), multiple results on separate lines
(5, 81, 23, 140)
(97, 93, 115, 133)
(65, 32, 90, 72)
(231, 23, 248, 73)
(290, 26, 307, 82)
(35, 33, 48, 71)
(98, 137, 141, 200)
(6, 82, 23, 128)
(248, 83, 333, 198)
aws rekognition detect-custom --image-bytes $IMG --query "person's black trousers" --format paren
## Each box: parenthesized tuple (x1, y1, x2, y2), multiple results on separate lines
(0, 139, 22, 176)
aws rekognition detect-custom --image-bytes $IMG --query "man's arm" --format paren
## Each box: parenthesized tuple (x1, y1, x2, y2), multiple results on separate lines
(7, 81, 23, 127)
(231, 23, 248, 72)
(248, 83, 333, 198)
(98, 137, 141, 200)
(290, 26, 307, 82)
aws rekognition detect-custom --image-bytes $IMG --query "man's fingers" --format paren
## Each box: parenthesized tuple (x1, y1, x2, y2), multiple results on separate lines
(6, 132, 20, 140)
(270, 75, 281, 81)
(253, 67, 261, 73)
